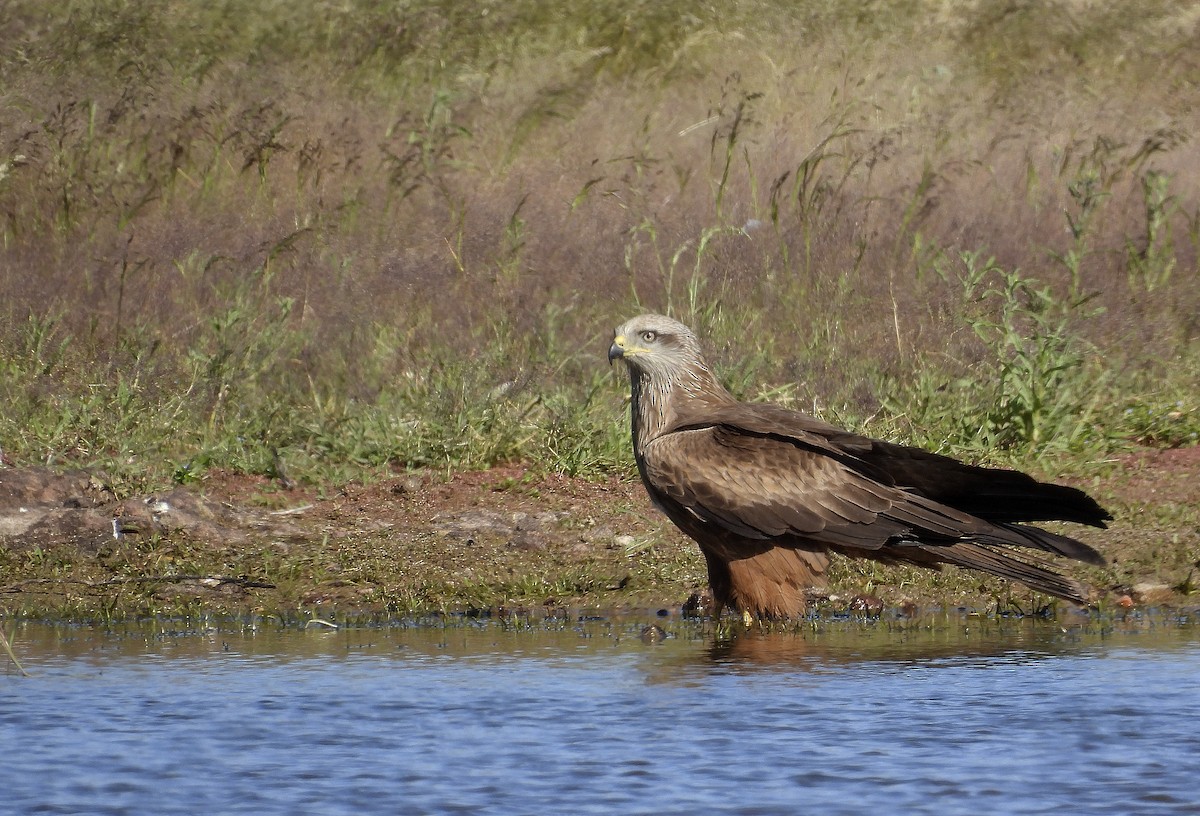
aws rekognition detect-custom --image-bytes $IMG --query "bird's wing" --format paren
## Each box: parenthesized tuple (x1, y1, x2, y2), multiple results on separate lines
(697, 402, 1111, 529)
(641, 423, 987, 551)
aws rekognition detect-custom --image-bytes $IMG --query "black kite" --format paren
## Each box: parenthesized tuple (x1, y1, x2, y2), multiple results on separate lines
(608, 313, 1110, 618)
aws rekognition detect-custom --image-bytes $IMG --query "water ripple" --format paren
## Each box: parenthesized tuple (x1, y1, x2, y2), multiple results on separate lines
(3, 619, 1199, 815)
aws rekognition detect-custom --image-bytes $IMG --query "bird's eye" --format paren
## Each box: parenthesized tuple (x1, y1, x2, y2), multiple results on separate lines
(640, 330, 657, 343)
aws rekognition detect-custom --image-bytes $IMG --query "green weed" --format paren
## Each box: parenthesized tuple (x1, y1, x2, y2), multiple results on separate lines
(0, 0, 1197, 498)
(1126, 170, 1179, 293)
(891, 250, 1109, 458)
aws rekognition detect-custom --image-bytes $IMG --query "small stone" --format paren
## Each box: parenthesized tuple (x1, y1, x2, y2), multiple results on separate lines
(509, 530, 548, 551)
(848, 594, 884, 616)
(390, 476, 424, 495)
(640, 624, 667, 643)
(682, 589, 713, 618)
(1130, 582, 1174, 605)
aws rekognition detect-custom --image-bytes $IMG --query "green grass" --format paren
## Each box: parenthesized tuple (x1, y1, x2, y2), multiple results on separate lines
(1, 0, 1198, 495)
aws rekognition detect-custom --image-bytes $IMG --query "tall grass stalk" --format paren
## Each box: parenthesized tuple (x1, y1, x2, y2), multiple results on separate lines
(1, 625, 29, 676)
(1, 0, 1198, 492)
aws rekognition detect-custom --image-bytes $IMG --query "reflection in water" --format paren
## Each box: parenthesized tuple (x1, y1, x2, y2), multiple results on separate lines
(3, 614, 1200, 815)
(646, 613, 1200, 679)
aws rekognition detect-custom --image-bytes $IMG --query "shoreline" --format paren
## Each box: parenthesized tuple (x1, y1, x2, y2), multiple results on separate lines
(2, 449, 1197, 621)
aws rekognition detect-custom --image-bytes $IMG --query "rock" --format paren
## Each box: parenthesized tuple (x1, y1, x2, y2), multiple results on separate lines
(0, 467, 296, 552)
(1130, 582, 1175, 605)
(639, 624, 667, 643)
(0, 468, 108, 510)
(432, 509, 510, 538)
(682, 588, 713, 618)
(509, 530, 549, 551)
(848, 594, 884, 616)
(390, 476, 424, 495)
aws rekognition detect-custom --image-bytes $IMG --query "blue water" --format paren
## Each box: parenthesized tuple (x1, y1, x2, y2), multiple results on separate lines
(3, 615, 1199, 815)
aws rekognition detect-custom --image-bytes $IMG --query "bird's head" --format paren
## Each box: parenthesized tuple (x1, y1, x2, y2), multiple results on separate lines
(608, 313, 706, 381)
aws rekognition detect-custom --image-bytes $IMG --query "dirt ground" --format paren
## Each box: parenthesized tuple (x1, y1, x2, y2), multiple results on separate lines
(1, 447, 1198, 619)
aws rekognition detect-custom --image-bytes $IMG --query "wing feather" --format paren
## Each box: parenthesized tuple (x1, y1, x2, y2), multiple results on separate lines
(643, 425, 930, 548)
(684, 402, 1110, 529)
(641, 421, 1100, 562)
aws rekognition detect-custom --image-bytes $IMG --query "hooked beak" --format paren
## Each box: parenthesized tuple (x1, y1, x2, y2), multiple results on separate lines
(608, 334, 627, 365)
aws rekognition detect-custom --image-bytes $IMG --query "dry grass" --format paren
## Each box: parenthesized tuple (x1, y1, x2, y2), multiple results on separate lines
(1, 0, 1198, 491)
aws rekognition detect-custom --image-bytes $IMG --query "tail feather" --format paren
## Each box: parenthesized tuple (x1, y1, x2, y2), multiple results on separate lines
(861, 439, 1113, 528)
(957, 479, 1112, 528)
(991, 523, 1107, 566)
(925, 542, 1093, 605)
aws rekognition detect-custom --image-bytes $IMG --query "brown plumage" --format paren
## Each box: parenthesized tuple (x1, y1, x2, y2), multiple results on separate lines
(608, 313, 1111, 618)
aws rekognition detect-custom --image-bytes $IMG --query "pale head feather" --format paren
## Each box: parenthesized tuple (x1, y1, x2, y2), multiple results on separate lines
(609, 313, 707, 381)
(610, 314, 732, 446)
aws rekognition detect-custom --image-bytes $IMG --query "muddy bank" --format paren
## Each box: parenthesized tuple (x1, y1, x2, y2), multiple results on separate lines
(2, 451, 1198, 619)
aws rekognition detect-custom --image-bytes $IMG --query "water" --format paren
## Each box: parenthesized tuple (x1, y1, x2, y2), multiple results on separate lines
(3, 614, 1200, 815)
